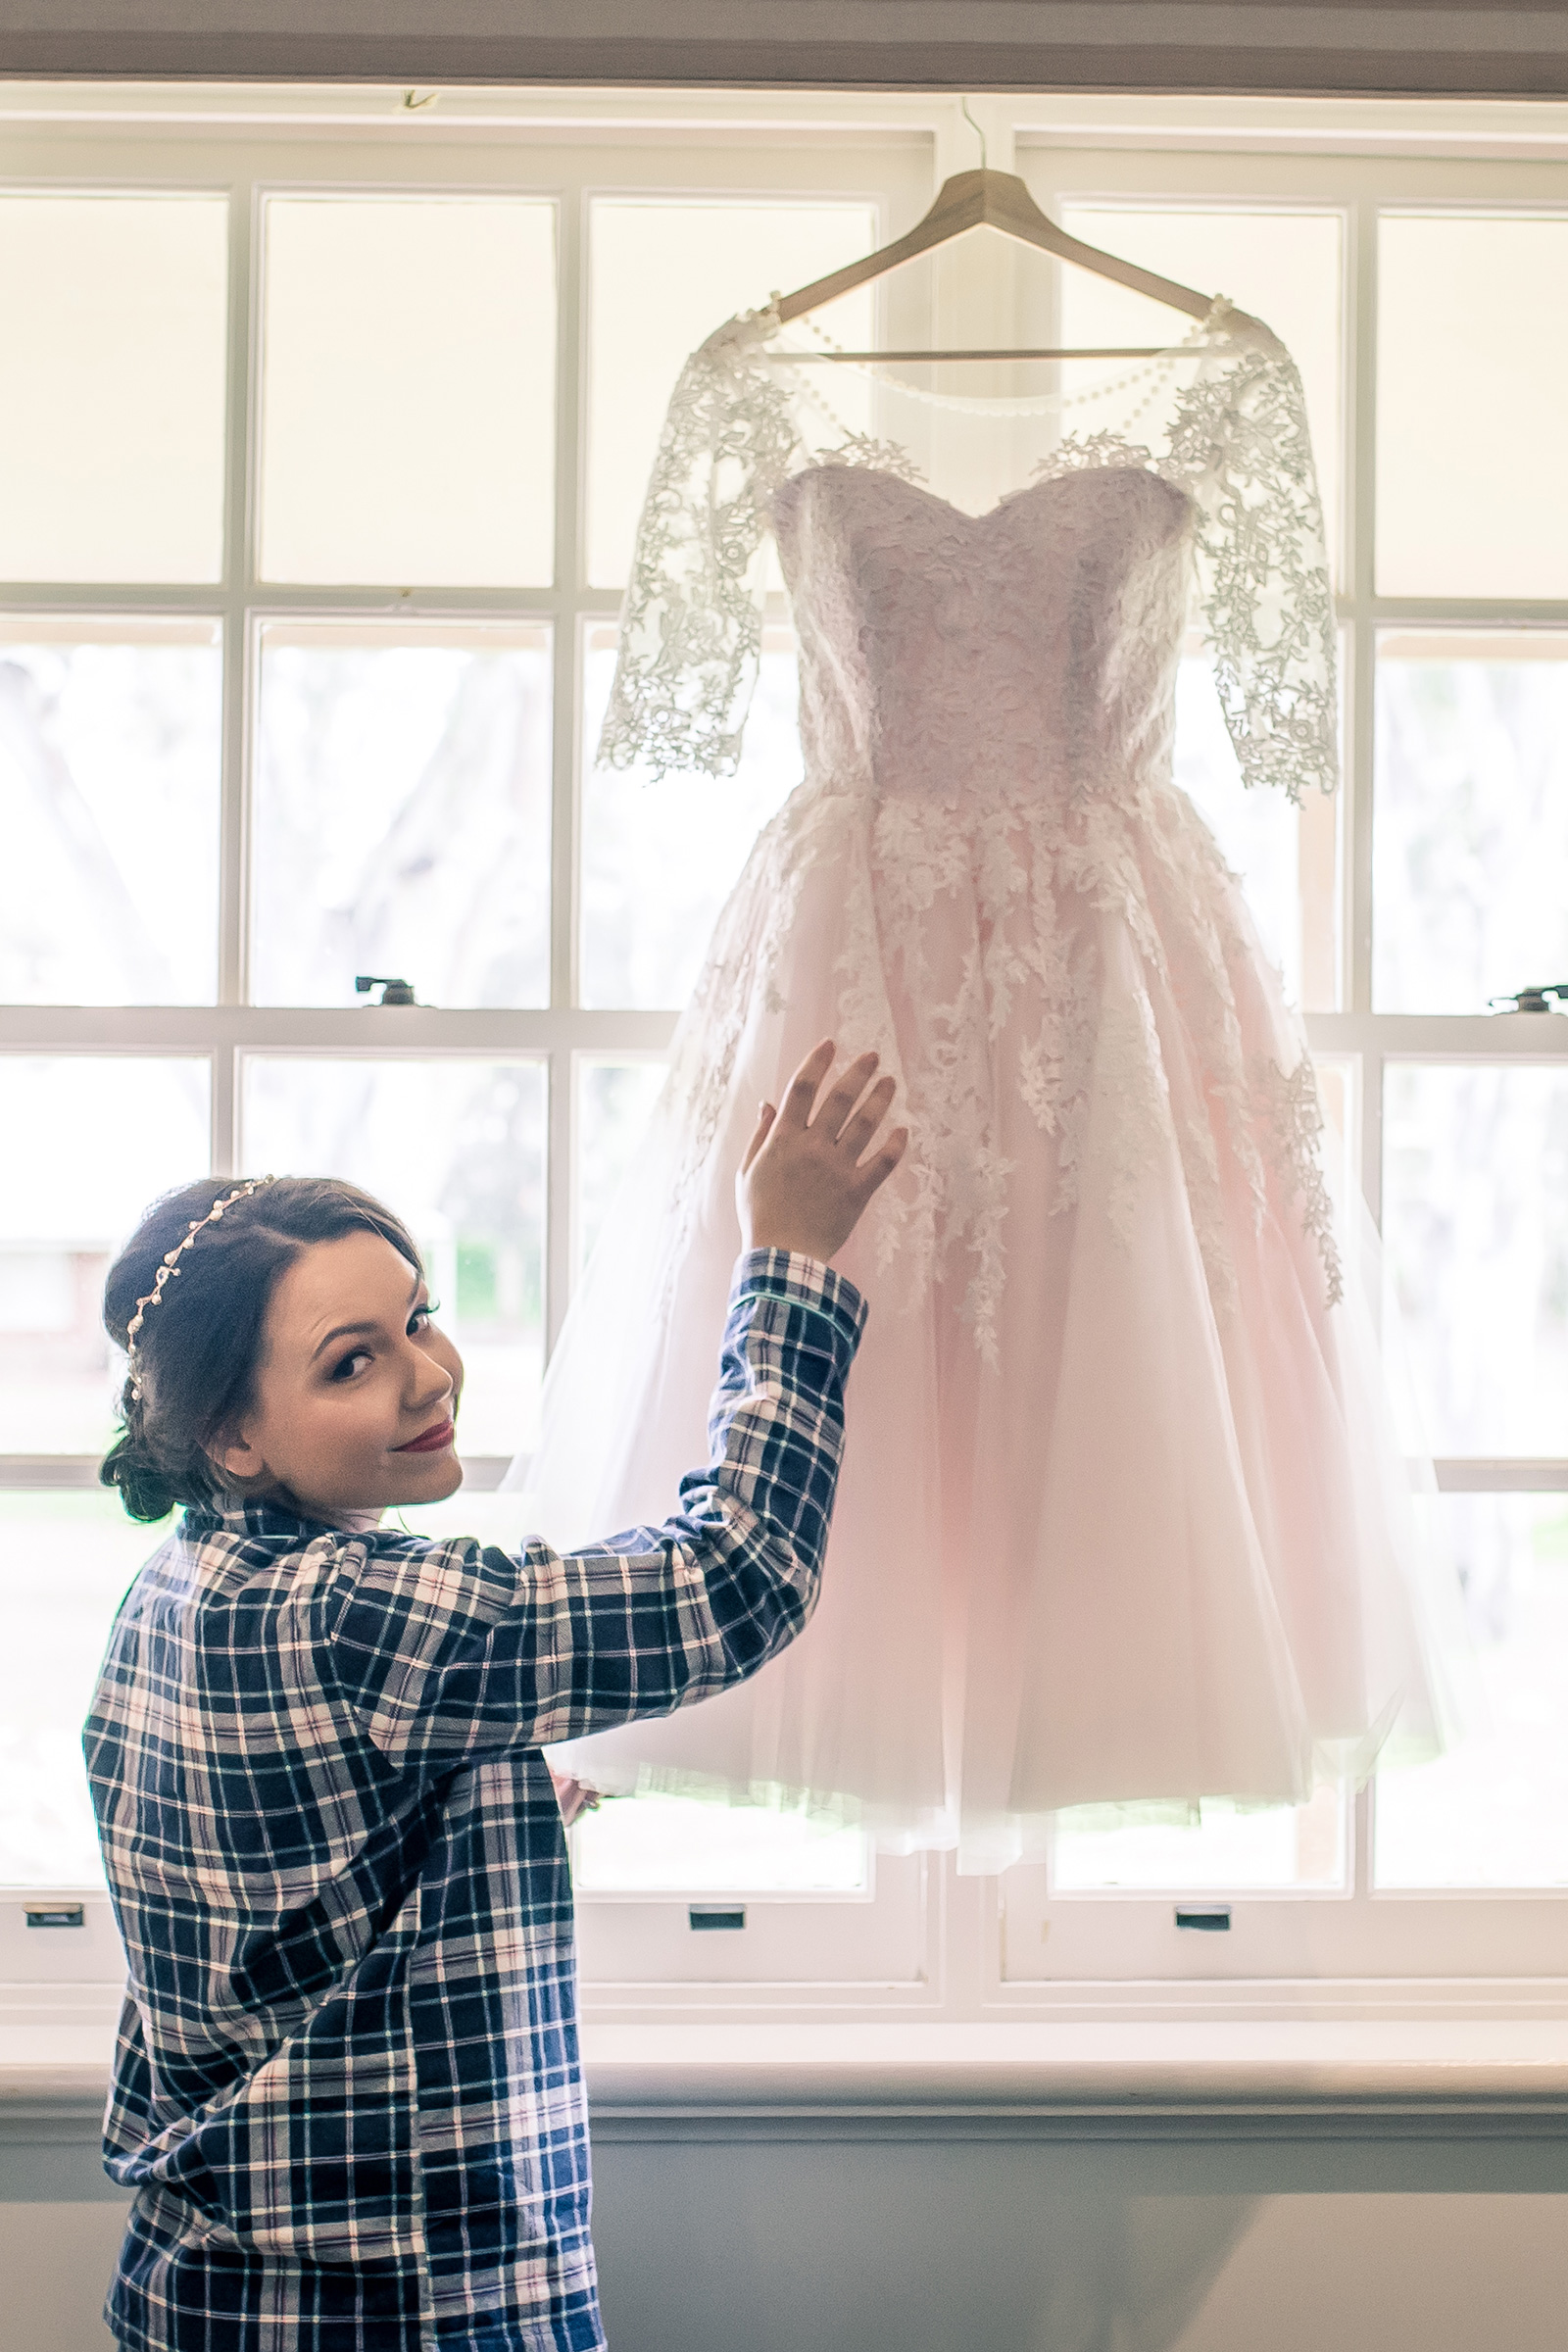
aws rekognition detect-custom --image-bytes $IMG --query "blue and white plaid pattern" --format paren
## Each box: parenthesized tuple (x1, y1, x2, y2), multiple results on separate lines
(85, 1250, 865, 2351)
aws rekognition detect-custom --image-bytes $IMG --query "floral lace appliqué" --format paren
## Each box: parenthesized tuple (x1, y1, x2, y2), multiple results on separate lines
(820, 433, 926, 485)
(597, 317, 802, 782)
(1164, 332, 1337, 807)
(1253, 1054, 1345, 1307)
(1031, 430, 1154, 482)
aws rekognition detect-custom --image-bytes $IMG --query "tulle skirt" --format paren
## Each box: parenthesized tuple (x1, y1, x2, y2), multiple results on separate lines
(511, 770, 1463, 1872)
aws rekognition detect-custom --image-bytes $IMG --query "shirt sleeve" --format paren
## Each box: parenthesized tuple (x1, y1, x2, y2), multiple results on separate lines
(322, 1250, 865, 1771)
(596, 316, 801, 782)
(1166, 309, 1339, 805)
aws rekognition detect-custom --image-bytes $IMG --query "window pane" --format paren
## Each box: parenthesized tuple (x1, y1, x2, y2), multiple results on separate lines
(1374, 635, 1568, 1014)
(0, 1491, 154, 1886)
(580, 625, 800, 1008)
(577, 1059, 669, 1274)
(0, 1057, 211, 1451)
(1383, 1064, 1568, 1455)
(0, 194, 226, 583)
(586, 199, 875, 589)
(242, 1059, 545, 1454)
(1051, 1785, 1346, 1894)
(252, 623, 551, 1009)
(1055, 206, 1344, 579)
(260, 198, 556, 587)
(572, 1792, 868, 1895)
(1378, 215, 1568, 598)
(0, 619, 221, 1004)
(1376, 1494, 1568, 1887)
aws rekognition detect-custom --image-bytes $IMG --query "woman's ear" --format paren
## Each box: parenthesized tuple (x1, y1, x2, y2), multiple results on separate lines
(207, 1421, 270, 1489)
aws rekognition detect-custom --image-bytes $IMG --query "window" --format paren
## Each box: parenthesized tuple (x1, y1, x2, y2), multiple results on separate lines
(5, 86, 1568, 2023)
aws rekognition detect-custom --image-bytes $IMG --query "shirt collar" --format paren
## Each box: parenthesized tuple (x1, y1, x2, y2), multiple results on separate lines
(180, 1494, 383, 1544)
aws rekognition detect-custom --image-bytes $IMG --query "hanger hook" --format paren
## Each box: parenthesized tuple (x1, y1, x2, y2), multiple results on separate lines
(959, 97, 988, 172)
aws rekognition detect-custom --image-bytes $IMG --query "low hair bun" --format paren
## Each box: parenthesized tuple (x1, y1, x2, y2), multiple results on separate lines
(99, 1429, 182, 1525)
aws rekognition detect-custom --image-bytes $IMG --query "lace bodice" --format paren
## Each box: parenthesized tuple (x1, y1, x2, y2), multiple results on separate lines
(778, 462, 1193, 808)
(601, 302, 1337, 806)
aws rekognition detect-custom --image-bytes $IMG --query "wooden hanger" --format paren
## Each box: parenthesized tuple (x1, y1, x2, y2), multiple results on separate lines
(769, 169, 1215, 365)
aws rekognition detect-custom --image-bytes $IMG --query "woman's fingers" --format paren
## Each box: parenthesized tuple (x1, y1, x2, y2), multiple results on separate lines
(856, 1125, 909, 1199)
(811, 1050, 883, 1140)
(778, 1040, 838, 1130)
(740, 1101, 777, 1175)
(836, 1072, 899, 1163)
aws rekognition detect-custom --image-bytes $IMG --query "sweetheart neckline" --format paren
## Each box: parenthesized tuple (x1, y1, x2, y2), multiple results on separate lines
(777, 460, 1189, 531)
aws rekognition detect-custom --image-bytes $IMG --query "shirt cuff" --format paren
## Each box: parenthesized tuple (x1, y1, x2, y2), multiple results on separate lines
(730, 1248, 868, 1347)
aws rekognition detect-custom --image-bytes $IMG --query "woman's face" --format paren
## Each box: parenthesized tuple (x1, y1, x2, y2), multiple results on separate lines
(211, 1226, 466, 1522)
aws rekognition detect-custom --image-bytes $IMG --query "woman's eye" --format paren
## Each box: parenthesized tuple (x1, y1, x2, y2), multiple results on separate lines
(408, 1301, 437, 1336)
(330, 1348, 373, 1383)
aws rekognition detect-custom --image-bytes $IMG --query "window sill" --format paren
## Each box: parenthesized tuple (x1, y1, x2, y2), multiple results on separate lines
(580, 2020, 1568, 2129)
(6, 1992, 1568, 2132)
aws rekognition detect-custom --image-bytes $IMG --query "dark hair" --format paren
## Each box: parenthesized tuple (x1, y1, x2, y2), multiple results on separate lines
(100, 1177, 424, 1523)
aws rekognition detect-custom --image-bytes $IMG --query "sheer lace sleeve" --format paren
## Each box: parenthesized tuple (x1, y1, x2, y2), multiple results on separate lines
(597, 315, 802, 780)
(1166, 310, 1338, 803)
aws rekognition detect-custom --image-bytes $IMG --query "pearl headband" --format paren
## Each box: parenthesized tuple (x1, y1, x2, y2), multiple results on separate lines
(125, 1176, 275, 1401)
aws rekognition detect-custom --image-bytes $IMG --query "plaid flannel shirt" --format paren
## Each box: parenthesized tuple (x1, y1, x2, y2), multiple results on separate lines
(84, 1250, 865, 2352)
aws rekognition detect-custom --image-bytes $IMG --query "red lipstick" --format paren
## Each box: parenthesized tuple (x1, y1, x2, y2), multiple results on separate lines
(393, 1419, 456, 1455)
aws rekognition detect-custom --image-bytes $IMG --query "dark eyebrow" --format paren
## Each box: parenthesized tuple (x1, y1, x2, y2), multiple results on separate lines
(311, 1275, 424, 1362)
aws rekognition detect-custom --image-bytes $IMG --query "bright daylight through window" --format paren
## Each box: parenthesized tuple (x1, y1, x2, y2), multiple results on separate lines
(4, 87, 1568, 2010)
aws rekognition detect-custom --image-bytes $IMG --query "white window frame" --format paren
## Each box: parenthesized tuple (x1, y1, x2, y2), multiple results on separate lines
(5, 82, 1568, 2024)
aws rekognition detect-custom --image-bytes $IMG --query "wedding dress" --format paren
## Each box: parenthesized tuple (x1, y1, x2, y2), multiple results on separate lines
(514, 300, 1455, 1870)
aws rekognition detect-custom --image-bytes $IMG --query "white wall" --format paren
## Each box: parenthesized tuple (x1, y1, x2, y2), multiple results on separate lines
(6, 2139, 1568, 2352)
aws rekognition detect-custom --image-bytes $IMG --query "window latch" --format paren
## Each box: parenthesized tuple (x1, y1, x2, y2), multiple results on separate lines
(355, 975, 418, 1006)
(1490, 982, 1568, 1014)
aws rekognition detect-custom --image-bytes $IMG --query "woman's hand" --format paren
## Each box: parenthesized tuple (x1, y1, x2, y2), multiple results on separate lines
(737, 1041, 907, 1265)
(549, 1769, 601, 1829)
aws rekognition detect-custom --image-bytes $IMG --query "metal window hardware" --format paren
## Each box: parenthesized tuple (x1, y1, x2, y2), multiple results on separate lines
(688, 1905, 746, 1933)
(1489, 982, 1568, 1014)
(1174, 1907, 1231, 1933)
(355, 975, 418, 1006)
(24, 1904, 85, 1929)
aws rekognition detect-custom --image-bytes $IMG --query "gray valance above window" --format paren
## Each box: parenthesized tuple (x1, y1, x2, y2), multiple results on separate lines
(0, 1, 1566, 100)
